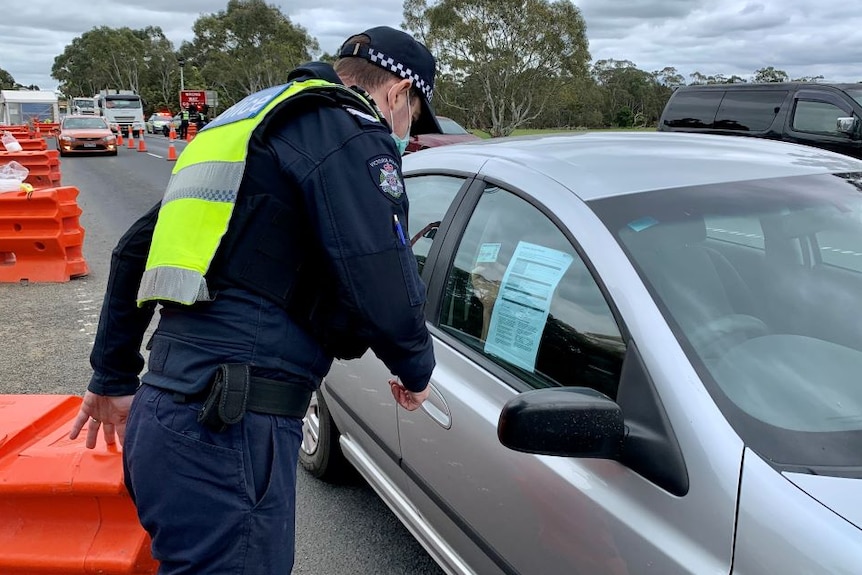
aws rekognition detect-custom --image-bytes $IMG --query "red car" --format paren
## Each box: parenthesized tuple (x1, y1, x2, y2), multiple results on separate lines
(407, 116, 481, 153)
(56, 115, 117, 157)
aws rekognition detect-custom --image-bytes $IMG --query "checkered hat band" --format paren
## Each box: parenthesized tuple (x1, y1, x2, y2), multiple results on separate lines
(368, 48, 433, 102)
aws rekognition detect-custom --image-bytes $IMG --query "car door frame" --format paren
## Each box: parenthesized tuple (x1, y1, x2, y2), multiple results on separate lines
(398, 158, 746, 574)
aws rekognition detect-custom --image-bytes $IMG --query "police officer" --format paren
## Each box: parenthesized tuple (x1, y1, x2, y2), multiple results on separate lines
(178, 105, 190, 139)
(69, 26, 441, 574)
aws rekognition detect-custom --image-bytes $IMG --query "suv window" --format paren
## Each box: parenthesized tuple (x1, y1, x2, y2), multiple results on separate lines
(438, 185, 625, 398)
(714, 90, 786, 132)
(404, 175, 466, 274)
(662, 90, 723, 129)
(792, 100, 848, 136)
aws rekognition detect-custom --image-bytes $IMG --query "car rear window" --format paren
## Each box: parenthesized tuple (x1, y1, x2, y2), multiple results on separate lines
(662, 90, 723, 129)
(714, 90, 787, 132)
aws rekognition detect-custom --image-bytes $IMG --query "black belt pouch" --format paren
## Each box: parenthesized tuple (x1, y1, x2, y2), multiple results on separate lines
(197, 364, 250, 432)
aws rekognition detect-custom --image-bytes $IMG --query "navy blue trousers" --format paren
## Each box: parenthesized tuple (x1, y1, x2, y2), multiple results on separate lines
(123, 384, 303, 574)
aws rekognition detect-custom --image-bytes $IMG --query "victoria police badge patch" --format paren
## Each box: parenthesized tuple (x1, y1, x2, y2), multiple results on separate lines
(368, 155, 404, 201)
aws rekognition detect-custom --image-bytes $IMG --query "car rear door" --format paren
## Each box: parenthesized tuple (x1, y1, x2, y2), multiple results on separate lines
(397, 162, 743, 575)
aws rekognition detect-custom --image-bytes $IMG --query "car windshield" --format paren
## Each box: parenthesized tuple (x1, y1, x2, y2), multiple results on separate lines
(73, 100, 94, 109)
(64, 118, 108, 130)
(590, 173, 862, 473)
(105, 98, 141, 109)
(438, 117, 470, 135)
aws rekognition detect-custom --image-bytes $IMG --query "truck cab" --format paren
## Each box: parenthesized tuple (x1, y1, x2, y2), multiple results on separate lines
(95, 91, 145, 137)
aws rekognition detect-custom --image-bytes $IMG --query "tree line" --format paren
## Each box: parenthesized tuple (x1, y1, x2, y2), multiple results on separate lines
(1, 0, 856, 136)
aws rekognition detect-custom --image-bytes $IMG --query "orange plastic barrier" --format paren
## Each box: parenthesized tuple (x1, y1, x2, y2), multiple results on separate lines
(15, 138, 48, 151)
(0, 186, 89, 282)
(0, 395, 158, 574)
(0, 150, 62, 189)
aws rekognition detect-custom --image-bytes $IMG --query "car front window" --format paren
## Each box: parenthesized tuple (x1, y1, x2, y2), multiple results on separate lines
(439, 184, 625, 397)
(590, 173, 862, 472)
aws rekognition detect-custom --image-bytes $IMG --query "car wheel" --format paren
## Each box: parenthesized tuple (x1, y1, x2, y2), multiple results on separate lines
(299, 389, 352, 482)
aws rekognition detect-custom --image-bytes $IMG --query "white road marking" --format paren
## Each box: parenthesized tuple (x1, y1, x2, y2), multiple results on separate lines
(147, 152, 163, 159)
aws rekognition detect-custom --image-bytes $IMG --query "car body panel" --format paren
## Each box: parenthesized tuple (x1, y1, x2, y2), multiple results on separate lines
(406, 131, 862, 200)
(733, 451, 862, 574)
(784, 472, 862, 529)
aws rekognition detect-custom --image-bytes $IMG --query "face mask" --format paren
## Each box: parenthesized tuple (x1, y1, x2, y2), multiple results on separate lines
(388, 86, 412, 156)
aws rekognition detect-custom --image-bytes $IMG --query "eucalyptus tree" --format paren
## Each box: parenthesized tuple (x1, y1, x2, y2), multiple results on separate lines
(181, 0, 319, 109)
(404, 0, 590, 137)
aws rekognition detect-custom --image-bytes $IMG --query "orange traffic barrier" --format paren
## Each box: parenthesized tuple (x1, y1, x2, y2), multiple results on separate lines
(166, 142, 177, 161)
(137, 133, 147, 153)
(0, 186, 88, 283)
(186, 123, 197, 142)
(0, 149, 62, 189)
(15, 138, 48, 151)
(0, 394, 158, 574)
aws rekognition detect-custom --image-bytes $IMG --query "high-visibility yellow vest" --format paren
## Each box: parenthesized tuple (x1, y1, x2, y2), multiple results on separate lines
(137, 79, 380, 307)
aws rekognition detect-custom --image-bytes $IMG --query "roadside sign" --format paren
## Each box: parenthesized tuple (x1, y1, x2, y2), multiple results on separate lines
(205, 90, 219, 108)
(179, 90, 207, 109)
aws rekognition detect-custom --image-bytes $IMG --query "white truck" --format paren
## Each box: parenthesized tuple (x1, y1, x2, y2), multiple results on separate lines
(95, 90, 145, 136)
(71, 97, 97, 116)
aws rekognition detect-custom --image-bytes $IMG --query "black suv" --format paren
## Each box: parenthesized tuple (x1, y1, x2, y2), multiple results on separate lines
(658, 83, 862, 159)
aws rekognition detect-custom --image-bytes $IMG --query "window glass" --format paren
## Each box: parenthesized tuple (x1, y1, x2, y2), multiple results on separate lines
(589, 173, 862, 470)
(439, 185, 625, 398)
(714, 90, 786, 132)
(792, 100, 846, 135)
(706, 214, 765, 249)
(404, 175, 465, 274)
(662, 90, 723, 129)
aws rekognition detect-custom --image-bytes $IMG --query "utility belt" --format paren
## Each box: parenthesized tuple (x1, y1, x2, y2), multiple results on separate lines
(173, 364, 312, 432)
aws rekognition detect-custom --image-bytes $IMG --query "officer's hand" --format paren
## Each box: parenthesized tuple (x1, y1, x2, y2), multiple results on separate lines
(69, 390, 136, 449)
(389, 379, 430, 411)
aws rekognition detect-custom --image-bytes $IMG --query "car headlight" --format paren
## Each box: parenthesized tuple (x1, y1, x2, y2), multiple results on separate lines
(59, 135, 71, 142)
(104, 135, 116, 142)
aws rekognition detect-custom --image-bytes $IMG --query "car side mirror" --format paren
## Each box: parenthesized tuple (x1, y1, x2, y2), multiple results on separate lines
(837, 117, 859, 137)
(498, 387, 624, 459)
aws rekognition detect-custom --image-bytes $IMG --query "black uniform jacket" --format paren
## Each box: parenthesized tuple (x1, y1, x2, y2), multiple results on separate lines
(87, 62, 435, 396)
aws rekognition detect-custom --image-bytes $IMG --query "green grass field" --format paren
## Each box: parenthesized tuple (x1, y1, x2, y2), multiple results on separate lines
(471, 126, 657, 138)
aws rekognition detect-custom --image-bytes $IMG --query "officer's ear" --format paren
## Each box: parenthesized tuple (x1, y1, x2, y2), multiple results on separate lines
(388, 78, 413, 111)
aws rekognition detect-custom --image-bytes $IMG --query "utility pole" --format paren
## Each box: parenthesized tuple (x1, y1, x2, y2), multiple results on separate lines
(178, 58, 185, 92)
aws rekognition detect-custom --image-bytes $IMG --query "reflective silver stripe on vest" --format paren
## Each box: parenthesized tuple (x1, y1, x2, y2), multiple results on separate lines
(138, 266, 212, 305)
(163, 161, 245, 206)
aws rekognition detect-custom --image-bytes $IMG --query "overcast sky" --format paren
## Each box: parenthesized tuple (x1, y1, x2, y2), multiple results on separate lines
(1, 0, 860, 91)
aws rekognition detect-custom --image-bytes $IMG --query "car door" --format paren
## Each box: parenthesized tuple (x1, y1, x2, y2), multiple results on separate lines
(321, 174, 470, 476)
(398, 166, 743, 575)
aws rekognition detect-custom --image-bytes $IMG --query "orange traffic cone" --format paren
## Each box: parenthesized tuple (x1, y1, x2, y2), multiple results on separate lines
(137, 133, 147, 152)
(167, 142, 177, 162)
(127, 130, 135, 149)
(169, 125, 176, 141)
(116, 131, 123, 146)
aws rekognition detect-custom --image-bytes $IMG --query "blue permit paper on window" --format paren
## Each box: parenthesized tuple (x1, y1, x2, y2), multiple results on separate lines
(483, 242, 573, 372)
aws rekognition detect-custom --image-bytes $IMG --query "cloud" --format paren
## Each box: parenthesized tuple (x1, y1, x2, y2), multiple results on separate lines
(0, 0, 860, 91)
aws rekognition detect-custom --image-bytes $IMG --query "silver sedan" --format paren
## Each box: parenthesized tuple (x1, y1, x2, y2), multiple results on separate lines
(301, 132, 862, 574)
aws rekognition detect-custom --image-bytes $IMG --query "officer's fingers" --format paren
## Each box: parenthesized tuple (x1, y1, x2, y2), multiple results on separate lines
(116, 423, 126, 447)
(69, 409, 91, 440)
(102, 422, 117, 446)
(85, 418, 101, 449)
